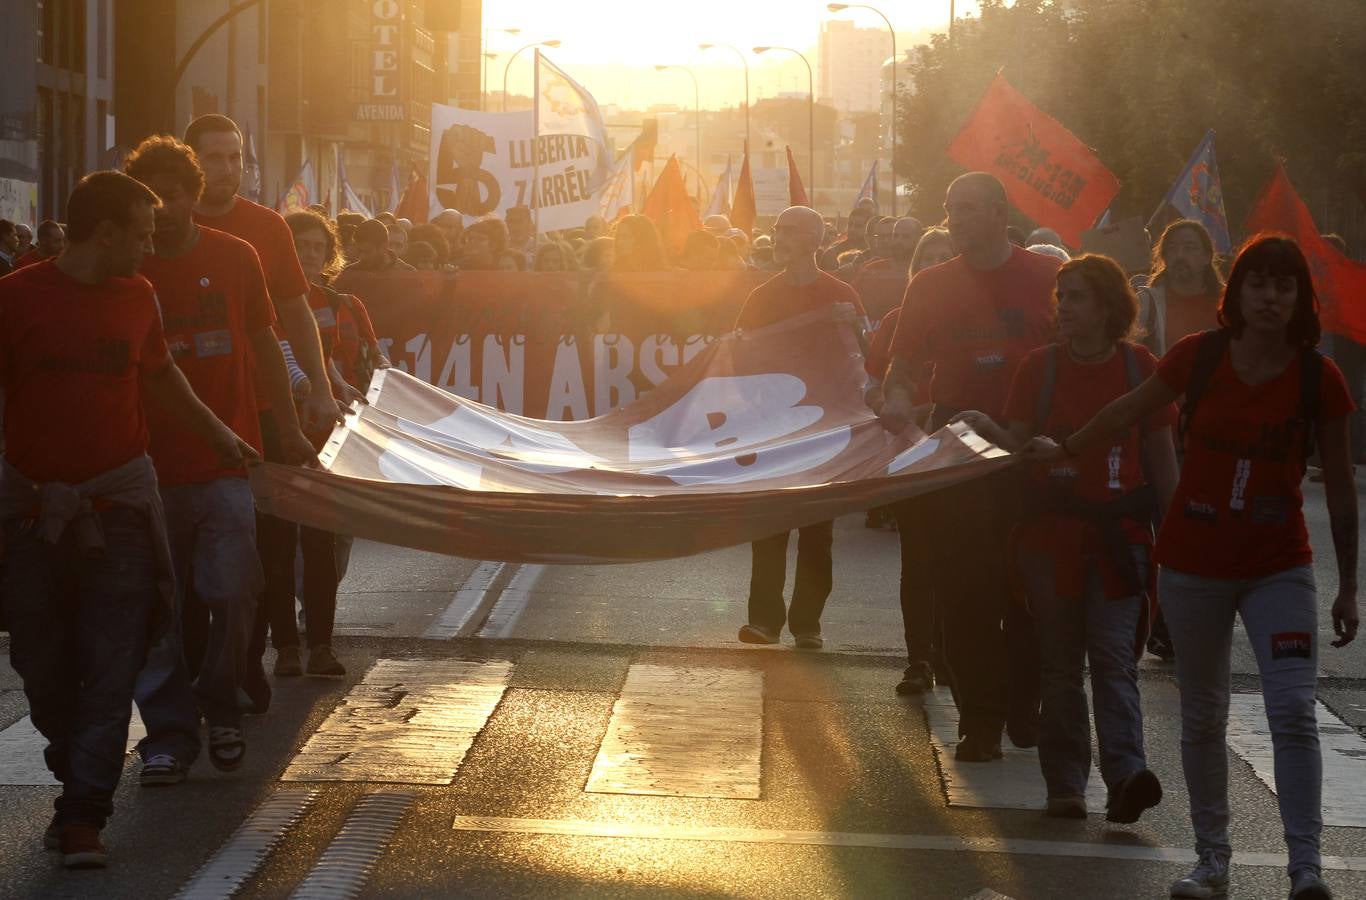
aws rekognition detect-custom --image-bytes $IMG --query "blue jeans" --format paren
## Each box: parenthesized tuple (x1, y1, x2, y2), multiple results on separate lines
(1018, 547, 1147, 799)
(136, 478, 261, 759)
(1, 506, 157, 828)
(1160, 565, 1321, 875)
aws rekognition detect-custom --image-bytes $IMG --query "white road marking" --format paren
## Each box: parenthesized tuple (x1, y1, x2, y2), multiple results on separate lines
(923, 688, 1106, 813)
(173, 788, 319, 900)
(586, 664, 764, 799)
(281, 658, 511, 784)
(448, 815, 1366, 871)
(423, 561, 506, 639)
(0, 707, 147, 786)
(475, 564, 546, 638)
(1226, 693, 1366, 827)
(291, 791, 414, 900)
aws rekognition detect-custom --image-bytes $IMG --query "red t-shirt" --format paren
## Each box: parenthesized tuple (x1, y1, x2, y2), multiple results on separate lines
(332, 292, 379, 389)
(0, 260, 170, 484)
(1005, 345, 1177, 589)
(139, 228, 276, 487)
(1154, 334, 1355, 578)
(734, 270, 866, 331)
(14, 249, 48, 269)
(304, 283, 340, 360)
(890, 246, 1061, 420)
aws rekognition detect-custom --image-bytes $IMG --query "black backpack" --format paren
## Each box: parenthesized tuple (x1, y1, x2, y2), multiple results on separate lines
(1034, 342, 1146, 436)
(1176, 329, 1323, 470)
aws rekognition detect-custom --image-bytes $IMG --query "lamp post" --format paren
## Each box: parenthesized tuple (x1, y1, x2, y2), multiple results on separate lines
(503, 40, 562, 112)
(827, 3, 897, 214)
(482, 27, 520, 111)
(698, 43, 750, 158)
(753, 46, 814, 204)
(654, 65, 703, 203)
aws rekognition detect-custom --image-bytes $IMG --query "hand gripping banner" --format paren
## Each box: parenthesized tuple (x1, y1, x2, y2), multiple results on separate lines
(249, 310, 1012, 564)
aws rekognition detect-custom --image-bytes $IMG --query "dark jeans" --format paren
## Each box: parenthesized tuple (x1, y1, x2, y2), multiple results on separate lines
(747, 521, 834, 635)
(916, 465, 1039, 741)
(251, 411, 338, 659)
(892, 500, 936, 664)
(2, 506, 157, 828)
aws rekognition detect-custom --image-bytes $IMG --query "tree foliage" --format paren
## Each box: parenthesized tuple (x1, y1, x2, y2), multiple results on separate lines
(898, 0, 1366, 239)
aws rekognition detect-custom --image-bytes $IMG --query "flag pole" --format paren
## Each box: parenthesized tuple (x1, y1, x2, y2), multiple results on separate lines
(532, 49, 542, 247)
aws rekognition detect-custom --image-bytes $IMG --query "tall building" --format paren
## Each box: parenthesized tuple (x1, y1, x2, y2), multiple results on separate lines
(3, 0, 482, 226)
(818, 20, 889, 115)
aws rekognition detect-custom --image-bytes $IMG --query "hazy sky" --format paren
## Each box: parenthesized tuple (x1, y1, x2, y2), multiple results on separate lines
(487, 0, 991, 110)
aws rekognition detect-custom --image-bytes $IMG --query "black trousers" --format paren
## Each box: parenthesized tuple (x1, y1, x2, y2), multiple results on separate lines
(248, 412, 339, 660)
(892, 500, 936, 665)
(915, 464, 1039, 740)
(747, 521, 834, 635)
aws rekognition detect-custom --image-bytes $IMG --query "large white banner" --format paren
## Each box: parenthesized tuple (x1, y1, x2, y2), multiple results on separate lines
(430, 105, 607, 232)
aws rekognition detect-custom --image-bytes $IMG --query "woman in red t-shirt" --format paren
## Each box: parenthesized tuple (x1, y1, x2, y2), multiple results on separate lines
(1024, 236, 1359, 900)
(956, 254, 1179, 824)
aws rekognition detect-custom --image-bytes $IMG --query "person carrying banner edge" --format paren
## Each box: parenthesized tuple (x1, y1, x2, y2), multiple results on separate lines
(0, 171, 257, 868)
(734, 205, 869, 651)
(874, 172, 1061, 763)
(1023, 235, 1358, 900)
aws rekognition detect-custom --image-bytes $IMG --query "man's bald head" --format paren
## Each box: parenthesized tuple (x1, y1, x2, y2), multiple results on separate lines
(773, 205, 825, 269)
(776, 206, 824, 243)
(944, 171, 1010, 256)
(949, 172, 1008, 207)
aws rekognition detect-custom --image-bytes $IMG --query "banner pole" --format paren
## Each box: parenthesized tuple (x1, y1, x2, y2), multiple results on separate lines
(533, 50, 542, 247)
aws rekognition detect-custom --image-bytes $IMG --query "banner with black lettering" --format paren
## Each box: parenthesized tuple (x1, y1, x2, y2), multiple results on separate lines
(429, 105, 605, 230)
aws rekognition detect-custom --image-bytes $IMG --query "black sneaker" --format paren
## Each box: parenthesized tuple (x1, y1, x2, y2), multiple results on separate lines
(1007, 710, 1040, 749)
(208, 725, 246, 772)
(1106, 767, 1162, 824)
(793, 632, 824, 650)
(738, 623, 780, 644)
(140, 753, 187, 786)
(1146, 632, 1176, 661)
(242, 665, 272, 716)
(1288, 867, 1333, 899)
(306, 645, 347, 677)
(954, 734, 1003, 762)
(43, 814, 61, 851)
(895, 662, 935, 695)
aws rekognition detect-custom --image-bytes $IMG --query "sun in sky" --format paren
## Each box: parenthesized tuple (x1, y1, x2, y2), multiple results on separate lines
(488, 0, 987, 110)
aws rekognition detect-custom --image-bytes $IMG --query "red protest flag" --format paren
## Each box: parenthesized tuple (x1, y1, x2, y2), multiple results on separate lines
(642, 155, 702, 260)
(1245, 162, 1366, 343)
(394, 170, 431, 224)
(786, 145, 808, 207)
(947, 74, 1120, 248)
(731, 144, 757, 236)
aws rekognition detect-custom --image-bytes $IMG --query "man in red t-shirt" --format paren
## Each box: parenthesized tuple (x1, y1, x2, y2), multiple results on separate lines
(876, 172, 1061, 762)
(733, 206, 868, 651)
(0, 171, 254, 867)
(124, 136, 315, 783)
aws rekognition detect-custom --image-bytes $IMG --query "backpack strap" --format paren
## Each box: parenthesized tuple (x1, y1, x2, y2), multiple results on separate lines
(1177, 329, 1232, 448)
(1296, 348, 1324, 467)
(1122, 342, 1155, 485)
(1034, 344, 1060, 434)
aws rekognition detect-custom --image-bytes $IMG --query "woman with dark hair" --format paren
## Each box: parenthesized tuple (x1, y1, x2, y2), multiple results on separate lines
(611, 214, 669, 272)
(956, 254, 1179, 823)
(1025, 236, 1359, 900)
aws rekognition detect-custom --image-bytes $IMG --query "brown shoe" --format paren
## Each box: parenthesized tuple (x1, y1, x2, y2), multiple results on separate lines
(306, 645, 346, 677)
(60, 823, 107, 869)
(273, 646, 303, 677)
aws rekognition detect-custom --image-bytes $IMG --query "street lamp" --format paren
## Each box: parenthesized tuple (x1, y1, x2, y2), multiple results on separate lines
(753, 46, 814, 205)
(698, 43, 750, 159)
(503, 40, 562, 112)
(827, 3, 898, 215)
(655, 65, 703, 204)
(482, 27, 521, 111)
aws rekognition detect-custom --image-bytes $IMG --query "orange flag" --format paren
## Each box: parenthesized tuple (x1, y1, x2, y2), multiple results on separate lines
(1246, 162, 1366, 343)
(948, 74, 1120, 247)
(786, 146, 808, 207)
(642, 155, 702, 260)
(731, 145, 757, 236)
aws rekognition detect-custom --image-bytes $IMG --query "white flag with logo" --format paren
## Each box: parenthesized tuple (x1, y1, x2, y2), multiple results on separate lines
(535, 51, 610, 189)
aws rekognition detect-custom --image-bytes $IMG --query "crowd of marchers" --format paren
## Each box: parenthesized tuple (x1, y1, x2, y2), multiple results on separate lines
(0, 111, 1361, 900)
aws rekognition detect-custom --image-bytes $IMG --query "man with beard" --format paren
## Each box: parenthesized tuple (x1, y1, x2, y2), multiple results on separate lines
(123, 135, 314, 784)
(733, 206, 868, 650)
(819, 201, 875, 272)
(875, 172, 1060, 762)
(1137, 219, 1224, 356)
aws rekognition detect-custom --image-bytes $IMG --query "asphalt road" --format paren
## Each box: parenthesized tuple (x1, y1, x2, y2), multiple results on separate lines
(1, 479, 1363, 899)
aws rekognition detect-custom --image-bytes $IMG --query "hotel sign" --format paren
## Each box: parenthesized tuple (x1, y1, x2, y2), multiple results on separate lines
(356, 0, 405, 121)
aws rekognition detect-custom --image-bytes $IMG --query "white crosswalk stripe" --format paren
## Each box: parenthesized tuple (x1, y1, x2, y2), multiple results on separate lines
(280, 657, 511, 784)
(0, 707, 147, 786)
